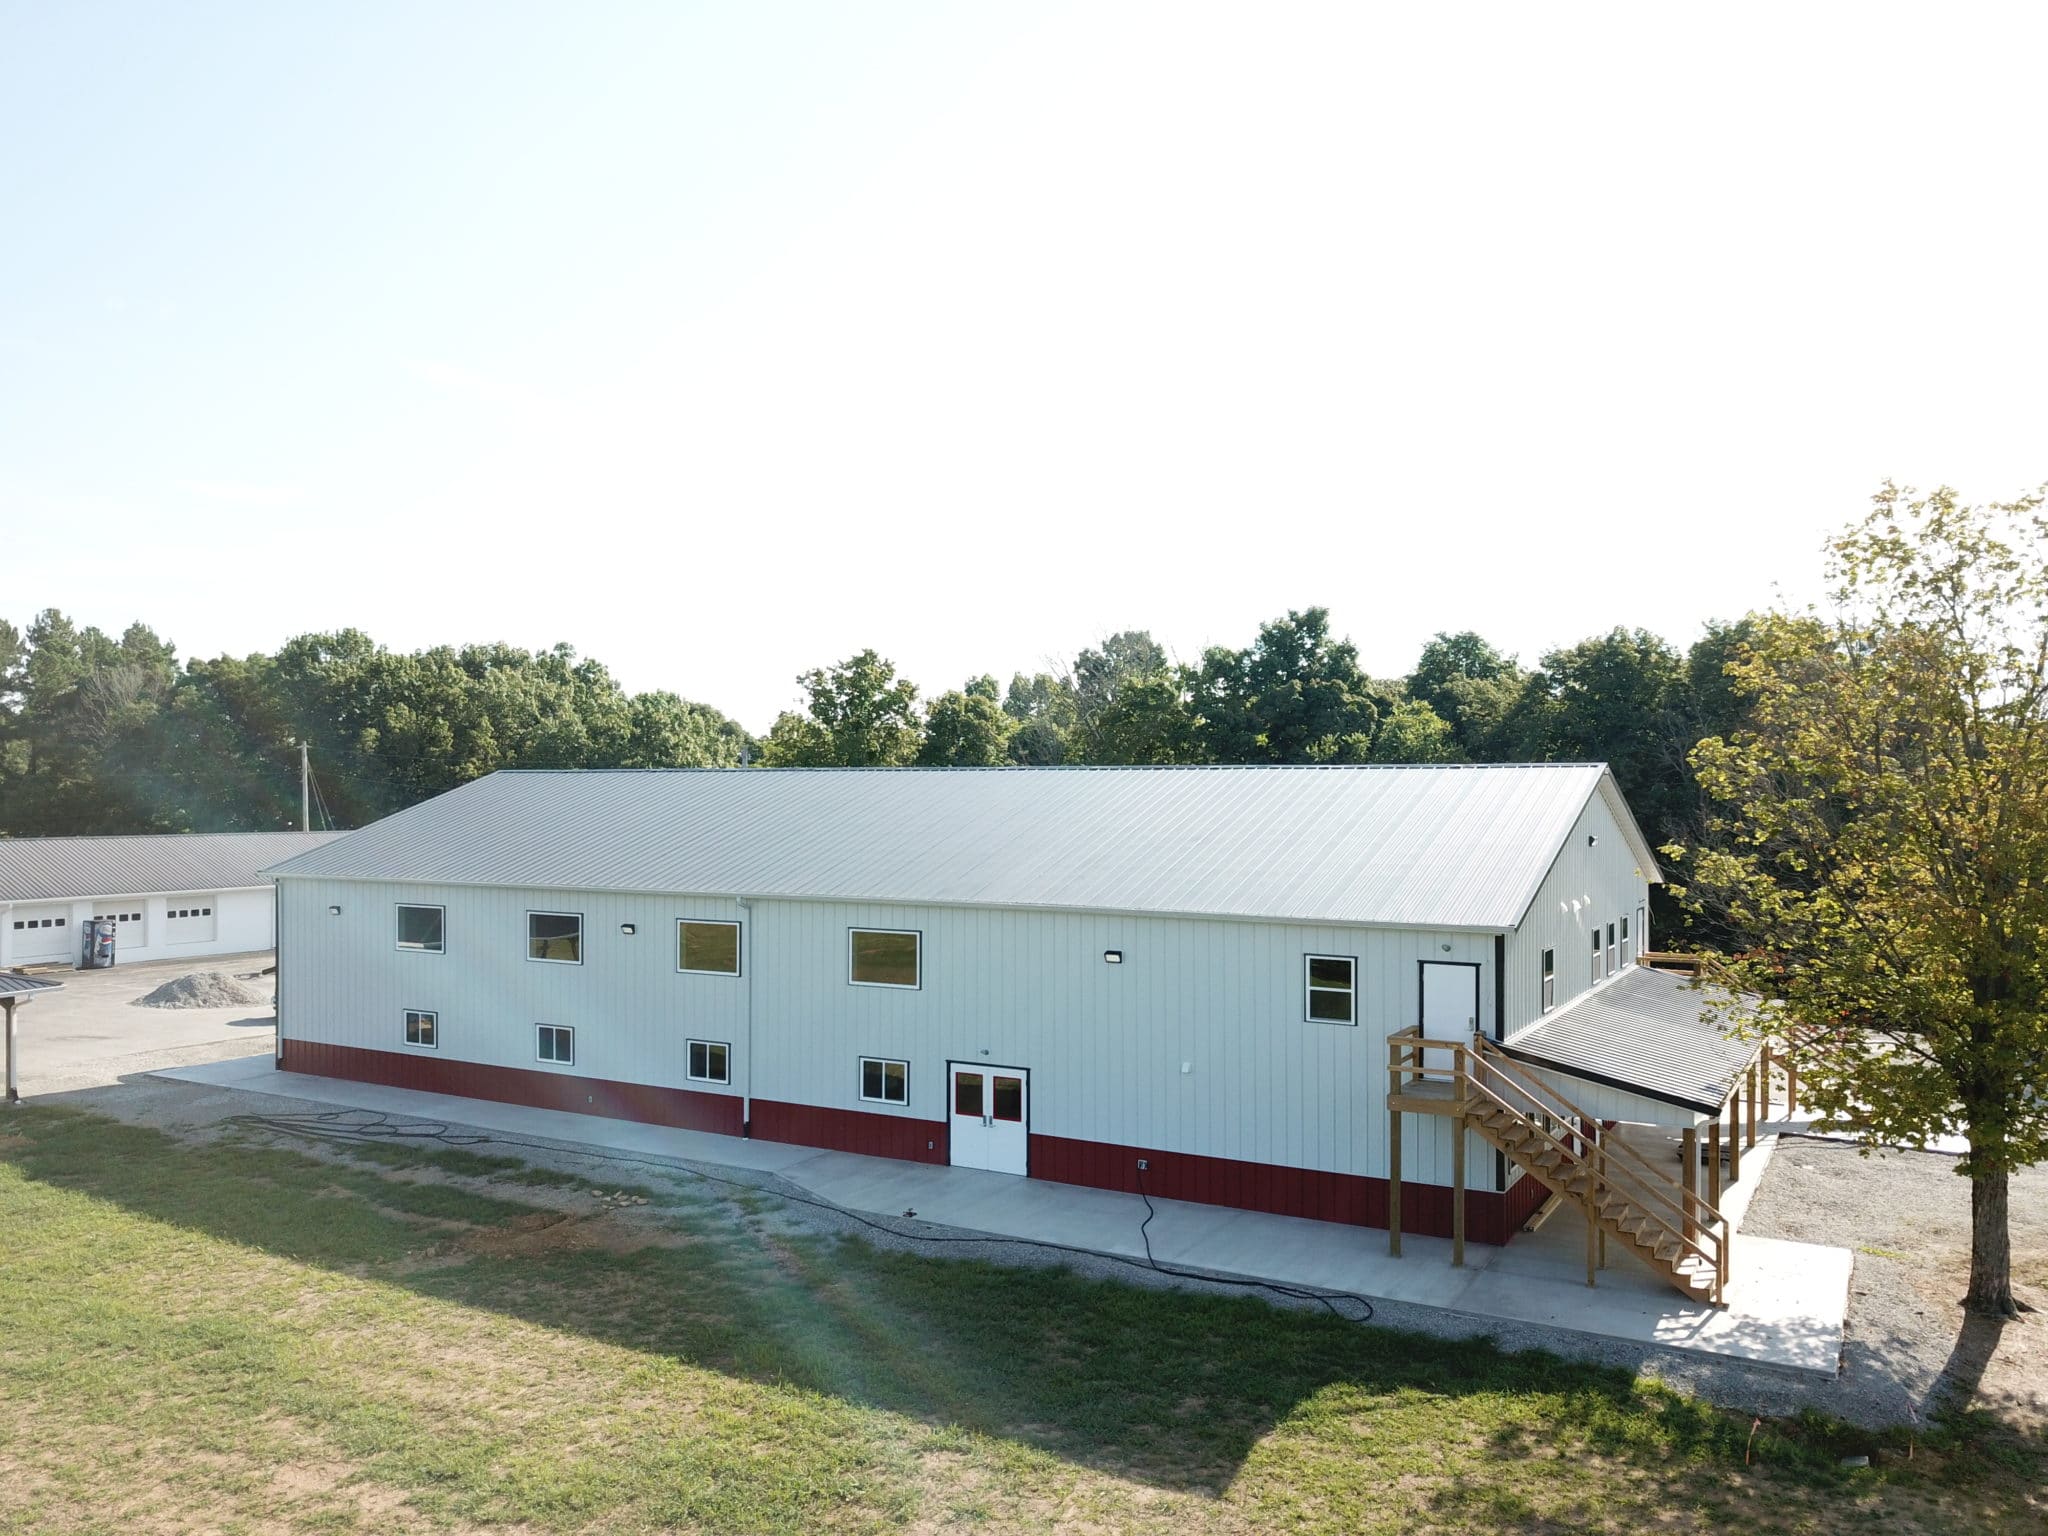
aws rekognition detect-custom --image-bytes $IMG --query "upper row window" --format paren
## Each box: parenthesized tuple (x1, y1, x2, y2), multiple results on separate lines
(398, 904, 445, 953)
(529, 911, 584, 965)
(679, 919, 740, 976)
(850, 928, 921, 989)
(1305, 954, 1356, 1024)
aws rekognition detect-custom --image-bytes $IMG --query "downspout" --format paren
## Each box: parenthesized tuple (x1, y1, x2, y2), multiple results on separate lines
(737, 895, 753, 1136)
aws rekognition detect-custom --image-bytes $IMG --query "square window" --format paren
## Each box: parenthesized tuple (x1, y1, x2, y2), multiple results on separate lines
(404, 1009, 438, 1049)
(850, 929, 920, 989)
(687, 1039, 730, 1084)
(1541, 948, 1556, 1012)
(536, 1024, 575, 1064)
(678, 920, 740, 976)
(860, 1056, 907, 1104)
(528, 912, 583, 964)
(397, 904, 445, 953)
(1306, 954, 1356, 1024)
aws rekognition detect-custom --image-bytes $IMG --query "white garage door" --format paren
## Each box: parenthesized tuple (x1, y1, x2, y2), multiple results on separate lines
(9, 906, 75, 964)
(165, 898, 218, 946)
(91, 907, 149, 952)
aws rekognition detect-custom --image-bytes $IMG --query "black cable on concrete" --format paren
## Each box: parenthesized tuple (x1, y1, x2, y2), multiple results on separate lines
(230, 1108, 1376, 1323)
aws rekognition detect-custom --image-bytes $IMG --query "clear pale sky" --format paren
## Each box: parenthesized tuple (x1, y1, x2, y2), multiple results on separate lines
(4, 3, 2042, 732)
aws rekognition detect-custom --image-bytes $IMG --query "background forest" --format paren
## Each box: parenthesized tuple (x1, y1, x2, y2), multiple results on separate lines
(0, 606, 1762, 900)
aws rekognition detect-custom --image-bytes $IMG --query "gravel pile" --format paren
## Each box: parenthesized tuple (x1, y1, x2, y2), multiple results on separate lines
(133, 972, 272, 1010)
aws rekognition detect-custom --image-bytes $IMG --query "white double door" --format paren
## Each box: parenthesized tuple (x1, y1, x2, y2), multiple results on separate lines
(949, 1063, 1029, 1175)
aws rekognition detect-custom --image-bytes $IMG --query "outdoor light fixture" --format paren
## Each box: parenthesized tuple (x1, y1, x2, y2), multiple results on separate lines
(1588, 833, 1599, 847)
(619, 923, 637, 936)
(327, 904, 342, 915)
(1103, 949, 1123, 964)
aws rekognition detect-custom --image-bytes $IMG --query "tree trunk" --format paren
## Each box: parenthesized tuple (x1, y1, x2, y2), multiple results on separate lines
(1965, 1167, 2018, 1319)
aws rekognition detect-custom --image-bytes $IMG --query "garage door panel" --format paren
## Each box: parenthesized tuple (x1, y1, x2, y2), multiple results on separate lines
(10, 906, 75, 963)
(165, 897, 218, 945)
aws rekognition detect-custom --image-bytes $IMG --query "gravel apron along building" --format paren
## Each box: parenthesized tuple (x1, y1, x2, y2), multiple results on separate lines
(0, 830, 343, 968)
(268, 764, 1765, 1302)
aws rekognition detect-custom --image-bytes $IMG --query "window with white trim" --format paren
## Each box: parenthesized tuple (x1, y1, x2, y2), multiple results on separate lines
(1620, 914, 1632, 966)
(404, 1009, 439, 1049)
(849, 929, 920, 989)
(397, 904, 445, 953)
(688, 1039, 730, 1084)
(1592, 928, 1603, 983)
(860, 1056, 907, 1104)
(1541, 949, 1556, 1012)
(1305, 954, 1356, 1024)
(528, 912, 583, 964)
(1606, 922, 1618, 974)
(678, 920, 740, 976)
(536, 1024, 575, 1064)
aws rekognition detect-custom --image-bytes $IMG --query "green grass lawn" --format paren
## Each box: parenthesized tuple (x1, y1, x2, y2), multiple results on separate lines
(0, 1104, 2039, 1534)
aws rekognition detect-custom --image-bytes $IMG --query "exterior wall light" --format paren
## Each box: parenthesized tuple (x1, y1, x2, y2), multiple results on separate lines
(327, 905, 342, 915)
(1588, 833, 1599, 847)
(620, 923, 637, 935)
(1104, 949, 1123, 964)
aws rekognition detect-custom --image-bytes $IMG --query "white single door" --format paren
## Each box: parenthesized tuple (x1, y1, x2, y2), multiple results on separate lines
(1420, 960, 1480, 1052)
(949, 1064, 1028, 1176)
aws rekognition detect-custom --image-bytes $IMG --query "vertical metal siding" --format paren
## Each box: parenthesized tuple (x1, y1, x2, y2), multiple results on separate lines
(1501, 794, 1652, 1043)
(280, 876, 1503, 1188)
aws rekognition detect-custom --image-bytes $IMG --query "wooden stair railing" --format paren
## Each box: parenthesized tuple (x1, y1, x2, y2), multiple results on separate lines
(1386, 1027, 1732, 1306)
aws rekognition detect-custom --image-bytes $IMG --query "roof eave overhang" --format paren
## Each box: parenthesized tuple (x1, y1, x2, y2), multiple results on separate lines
(1495, 1038, 1761, 1117)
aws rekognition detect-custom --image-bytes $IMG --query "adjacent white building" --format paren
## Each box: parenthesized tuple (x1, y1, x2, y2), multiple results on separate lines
(267, 764, 1746, 1259)
(0, 831, 342, 968)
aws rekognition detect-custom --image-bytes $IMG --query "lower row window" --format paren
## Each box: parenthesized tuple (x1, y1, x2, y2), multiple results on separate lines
(688, 1039, 730, 1084)
(537, 1023, 575, 1064)
(405, 1009, 438, 1049)
(860, 1056, 907, 1105)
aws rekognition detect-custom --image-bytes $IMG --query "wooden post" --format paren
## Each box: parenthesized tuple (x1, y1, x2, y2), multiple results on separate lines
(1451, 1119, 1466, 1267)
(1681, 1124, 1699, 1242)
(1761, 1045, 1775, 1114)
(1727, 1086, 1742, 1184)
(1746, 1062, 1759, 1148)
(1585, 1200, 1598, 1287)
(1451, 1045, 1466, 1267)
(1595, 1126, 1607, 1269)
(1785, 1054, 1799, 1117)
(1707, 1118, 1722, 1207)
(1389, 1106, 1403, 1258)
(3, 997, 16, 1106)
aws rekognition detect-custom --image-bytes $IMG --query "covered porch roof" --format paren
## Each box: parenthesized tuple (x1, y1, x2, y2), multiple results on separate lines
(1500, 965, 1760, 1119)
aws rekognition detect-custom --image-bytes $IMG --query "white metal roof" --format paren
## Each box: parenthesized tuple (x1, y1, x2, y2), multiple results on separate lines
(0, 831, 345, 904)
(266, 764, 1660, 931)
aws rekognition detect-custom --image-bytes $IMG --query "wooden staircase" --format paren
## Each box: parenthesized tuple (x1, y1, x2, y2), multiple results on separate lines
(1388, 1029, 1731, 1306)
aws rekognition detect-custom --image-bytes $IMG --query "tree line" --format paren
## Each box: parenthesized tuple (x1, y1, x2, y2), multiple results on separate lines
(3, 603, 1762, 886)
(761, 607, 1766, 892)
(0, 620, 750, 835)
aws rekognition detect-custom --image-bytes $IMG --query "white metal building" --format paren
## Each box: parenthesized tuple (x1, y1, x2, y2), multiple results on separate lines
(264, 764, 1773, 1274)
(0, 831, 343, 968)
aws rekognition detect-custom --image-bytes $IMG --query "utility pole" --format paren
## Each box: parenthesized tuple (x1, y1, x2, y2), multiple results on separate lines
(299, 741, 311, 831)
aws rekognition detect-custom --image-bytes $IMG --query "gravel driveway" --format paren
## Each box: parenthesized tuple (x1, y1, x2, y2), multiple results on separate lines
(1742, 1134, 2047, 1430)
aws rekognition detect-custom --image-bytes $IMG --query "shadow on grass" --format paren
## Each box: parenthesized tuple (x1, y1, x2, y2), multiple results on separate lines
(0, 1100, 1848, 1501)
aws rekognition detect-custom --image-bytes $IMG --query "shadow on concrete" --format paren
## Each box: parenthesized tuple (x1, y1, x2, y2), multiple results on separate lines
(0, 1086, 1800, 1500)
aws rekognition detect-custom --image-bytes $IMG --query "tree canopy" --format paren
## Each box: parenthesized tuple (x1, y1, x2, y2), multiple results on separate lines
(1672, 484, 2048, 1317)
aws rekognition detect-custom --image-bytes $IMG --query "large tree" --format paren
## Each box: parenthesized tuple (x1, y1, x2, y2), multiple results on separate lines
(1673, 484, 2048, 1318)
(760, 649, 922, 767)
(918, 681, 1017, 767)
(1194, 608, 1385, 763)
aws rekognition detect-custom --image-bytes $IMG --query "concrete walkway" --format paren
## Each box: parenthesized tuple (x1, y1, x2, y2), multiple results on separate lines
(154, 1054, 1852, 1378)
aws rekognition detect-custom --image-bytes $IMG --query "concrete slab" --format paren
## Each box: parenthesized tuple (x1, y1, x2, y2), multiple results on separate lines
(7, 950, 278, 1094)
(149, 1058, 1852, 1377)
